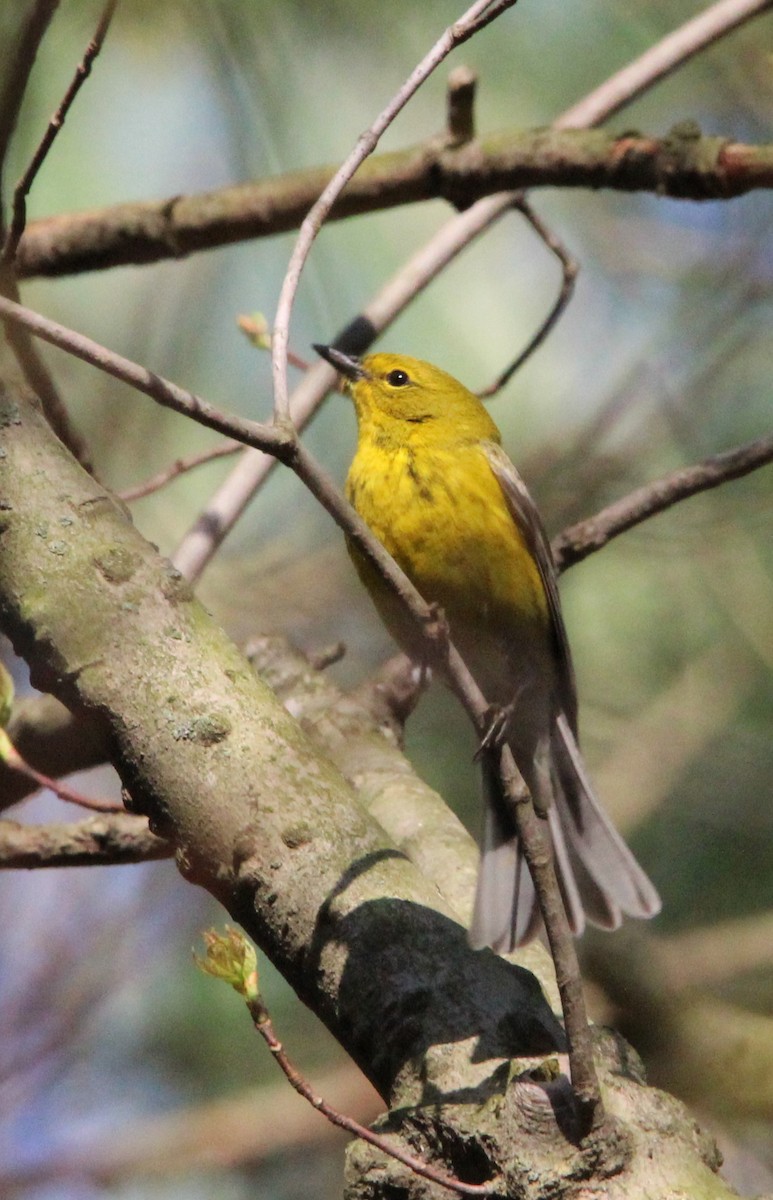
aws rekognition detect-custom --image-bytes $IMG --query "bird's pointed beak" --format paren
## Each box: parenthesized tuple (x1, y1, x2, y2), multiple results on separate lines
(313, 344, 368, 382)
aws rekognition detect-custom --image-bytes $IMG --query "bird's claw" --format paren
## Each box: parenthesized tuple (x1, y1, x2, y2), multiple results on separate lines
(474, 703, 515, 762)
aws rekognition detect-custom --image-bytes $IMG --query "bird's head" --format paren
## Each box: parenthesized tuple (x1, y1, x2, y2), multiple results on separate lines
(314, 345, 498, 443)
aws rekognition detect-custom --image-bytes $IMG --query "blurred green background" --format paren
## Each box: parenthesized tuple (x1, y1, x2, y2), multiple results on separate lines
(1, 0, 772, 1196)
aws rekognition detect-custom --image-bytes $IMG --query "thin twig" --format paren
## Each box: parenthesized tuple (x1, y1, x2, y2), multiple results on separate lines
(0, 729, 122, 813)
(552, 431, 773, 573)
(477, 197, 578, 397)
(119, 439, 242, 503)
(0, 1, 60, 186)
(1, 0, 118, 265)
(249, 1001, 495, 1195)
(496, 747, 599, 1120)
(0, 293, 287, 455)
(196, 930, 492, 1198)
(270, 0, 518, 422)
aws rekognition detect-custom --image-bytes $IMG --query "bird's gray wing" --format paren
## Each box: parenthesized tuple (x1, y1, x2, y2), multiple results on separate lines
(482, 441, 578, 732)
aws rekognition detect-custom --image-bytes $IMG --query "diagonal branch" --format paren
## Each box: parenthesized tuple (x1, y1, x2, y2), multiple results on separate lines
(0, 292, 286, 454)
(552, 432, 773, 572)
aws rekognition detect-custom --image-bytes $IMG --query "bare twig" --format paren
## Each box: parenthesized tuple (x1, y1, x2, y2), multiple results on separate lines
(252, 995, 494, 1195)
(0, 1, 60, 185)
(0, 4, 95, 469)
(477, 197, 578, 397)
(198, 929, 495, 1197)
(0, 293, 287, 454)
(0, 727, 121, 813)
(0, 695, 108, 812)
(119, 439, 242, 503)
(495, 747, 599, 1120)
(552, 432, 773, 572)
(446, 66, 477, 144)
(271, 0, 518, 421)
(0, 813, 170, 868)
(1, 0, 118, 265)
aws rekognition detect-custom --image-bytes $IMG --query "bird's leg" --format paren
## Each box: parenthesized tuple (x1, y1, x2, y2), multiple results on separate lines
(419, 601, 450, 681)
(474, 700, 517, 761)
(474, 680, 532, 763)
(422, 601, 450, 647)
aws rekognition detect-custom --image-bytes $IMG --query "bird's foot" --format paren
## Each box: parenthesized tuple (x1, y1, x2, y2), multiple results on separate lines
(474, 702, 516, 761)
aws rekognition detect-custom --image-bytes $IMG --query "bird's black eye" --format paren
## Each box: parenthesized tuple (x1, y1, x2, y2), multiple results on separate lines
(385, 369, 410, 387)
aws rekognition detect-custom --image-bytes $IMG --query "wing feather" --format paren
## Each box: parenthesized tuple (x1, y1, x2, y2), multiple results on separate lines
(482, 442, 577, 731)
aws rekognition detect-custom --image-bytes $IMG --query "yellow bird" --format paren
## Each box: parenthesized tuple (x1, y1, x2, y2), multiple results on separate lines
(315, 345, 660, 951)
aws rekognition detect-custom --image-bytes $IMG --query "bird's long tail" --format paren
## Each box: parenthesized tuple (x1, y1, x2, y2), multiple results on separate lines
(469, 716, 661, 953)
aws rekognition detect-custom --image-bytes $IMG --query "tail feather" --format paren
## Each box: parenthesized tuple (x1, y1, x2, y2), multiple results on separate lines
(545, 805, 586, 936)
(553, 715, 661, 920)
(470, 760, 536, 950)
(469, 716, 660, 953)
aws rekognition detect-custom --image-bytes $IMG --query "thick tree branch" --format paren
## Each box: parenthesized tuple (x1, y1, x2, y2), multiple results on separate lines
(13, 128, 773, 280)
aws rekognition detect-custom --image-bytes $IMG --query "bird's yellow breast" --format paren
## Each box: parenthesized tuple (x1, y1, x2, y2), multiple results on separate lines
(346, 433, 549, 676)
